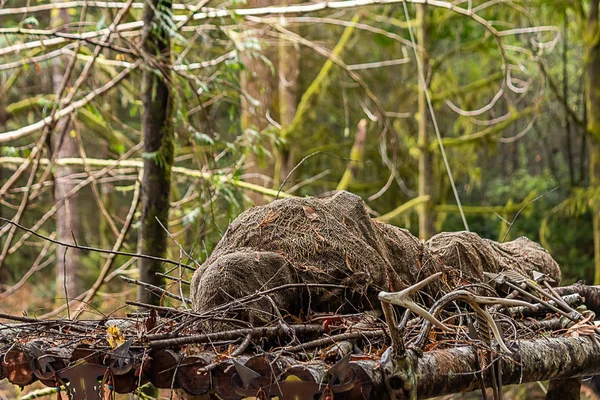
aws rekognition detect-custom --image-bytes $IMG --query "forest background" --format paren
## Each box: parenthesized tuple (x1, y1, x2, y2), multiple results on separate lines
(0, 0, 597, 326)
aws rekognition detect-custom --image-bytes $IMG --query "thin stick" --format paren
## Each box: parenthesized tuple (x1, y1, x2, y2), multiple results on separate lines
(148, 324, 323, 349)
(120, 276, 189, 303)
(156, 273, 191, 285)
(282, 330, 384, 352)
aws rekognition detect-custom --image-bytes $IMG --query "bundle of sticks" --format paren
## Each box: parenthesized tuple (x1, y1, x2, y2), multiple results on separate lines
(1, 271, 599, 400)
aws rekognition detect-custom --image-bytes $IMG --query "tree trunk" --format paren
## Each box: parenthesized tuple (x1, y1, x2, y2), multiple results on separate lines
(564, 10, 575, 187)
(592, 142, 600, 285)
(417, 4, 434, 239)
(52, 0, 82, 302)
(138, 0, 174, 305)
(241, 0, 273, 205)
(585, 1, 600, 284)
(274, 9, 299, 186)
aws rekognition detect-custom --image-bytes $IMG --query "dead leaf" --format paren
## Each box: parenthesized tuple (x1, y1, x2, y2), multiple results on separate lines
(256, 210, 280, 227)
(345, 253, 354, 272)
(303, 206, 320, 221)
(106, 325, 125, 349)
(145, 309, 157, 332)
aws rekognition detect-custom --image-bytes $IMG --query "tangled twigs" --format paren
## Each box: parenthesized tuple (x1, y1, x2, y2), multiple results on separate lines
(282, 329, 384, 353)
(120, 276, 189, 303)
(147, 324, 324, 349)
(0, 216, 181, 266)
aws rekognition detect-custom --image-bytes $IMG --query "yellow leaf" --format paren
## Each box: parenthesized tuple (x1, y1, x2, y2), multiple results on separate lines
(70, 130, 77, 138)
(106, 325, 125, 349)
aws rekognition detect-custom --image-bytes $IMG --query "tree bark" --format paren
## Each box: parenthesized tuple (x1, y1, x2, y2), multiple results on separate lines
(564, 10, 575, 187)
(52, 0, 82, 302)
(585, 1, 600, 284)
(138, 0, 174, 305)
(241, 0, 273, 205)
(390, 336, 600, 399)
(417, 4, 434, 240)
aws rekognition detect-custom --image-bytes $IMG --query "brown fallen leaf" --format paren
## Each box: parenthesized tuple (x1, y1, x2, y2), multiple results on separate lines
(302, 205, 320, 221)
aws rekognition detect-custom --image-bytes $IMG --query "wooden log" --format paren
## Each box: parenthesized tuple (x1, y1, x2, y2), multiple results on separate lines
(377, 336, 600, 398)
(341, 361, 384, 400)
(33, 347, 70, 387)
(555, 284, 600, 314)
(508, 294, 582, 318)
(3, 348, 35, 386)
(70, 344, 103, 364)
(281, 360, 382, 400)
(518, 317, 574, 331)
(113, 369, 139, 394)
(178, 354, 212, 395)
(4, 332, 600, 399)
(244, 354, 289, 387)
(281, 362, 325, 382)
(147, 349, 181, 389)
(212, 356, 251, 400)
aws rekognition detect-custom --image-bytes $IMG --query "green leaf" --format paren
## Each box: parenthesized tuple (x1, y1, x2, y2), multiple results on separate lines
(2, 147, 18, 157)
(142, 150, 167, 168)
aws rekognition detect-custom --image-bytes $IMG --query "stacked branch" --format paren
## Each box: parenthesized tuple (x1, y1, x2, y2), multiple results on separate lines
(2, 273, 600, 399)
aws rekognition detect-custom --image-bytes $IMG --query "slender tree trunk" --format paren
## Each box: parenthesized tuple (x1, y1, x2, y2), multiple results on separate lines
(241, 0, 273, 205)
(591, 142, 600, 285)
(138, 0, 174, 305)
(99, 141, 114, 252)
(564, 9, 575, 187)
(274, 7, 299, 186)
(52, 0, 82, 302)
(585, 1, 600, 284)
(0, 79, 6, 285)
(417, 4, 434, 239)
(580, 80, 588, 185)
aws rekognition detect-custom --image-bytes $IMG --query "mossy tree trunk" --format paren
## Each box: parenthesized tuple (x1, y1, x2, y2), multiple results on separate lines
(52, 0, 82, 302)
(138, 0, 174, 305)
(585, 1, 600, 284)
(417, 4, 434, 240)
